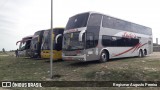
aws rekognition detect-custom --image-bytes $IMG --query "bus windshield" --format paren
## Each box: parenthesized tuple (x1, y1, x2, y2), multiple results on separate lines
(19, 42, 26, 50)
(63, 32, 84, 51)
(19, 40, 31, 50)
(65, 13, 89, 30)
(41, 31, 50, 50)
(30, 37, 38, 50)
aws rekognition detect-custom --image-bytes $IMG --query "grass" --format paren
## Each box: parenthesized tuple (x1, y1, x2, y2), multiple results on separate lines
(0, 56, 50, 81)
(0, 52, 7, 55)
(85, 68, 160, 81)
(0, 52, 160, 90)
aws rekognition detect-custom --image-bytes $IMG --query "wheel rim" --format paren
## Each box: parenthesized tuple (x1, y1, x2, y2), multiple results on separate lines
(101, 53, 106, 61)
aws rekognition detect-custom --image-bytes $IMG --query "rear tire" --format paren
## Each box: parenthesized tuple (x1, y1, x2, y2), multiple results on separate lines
(139, 50, 144, 58)
(99, 51, 108, 63)
(144, 49, 147, 56)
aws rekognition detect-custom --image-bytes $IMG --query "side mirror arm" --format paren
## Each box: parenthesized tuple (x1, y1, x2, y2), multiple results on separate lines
(79, 30, 85, 41)
(55, 34, 62, 43)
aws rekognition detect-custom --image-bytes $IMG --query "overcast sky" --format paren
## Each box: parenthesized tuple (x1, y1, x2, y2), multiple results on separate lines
(0, 0, 160, 51)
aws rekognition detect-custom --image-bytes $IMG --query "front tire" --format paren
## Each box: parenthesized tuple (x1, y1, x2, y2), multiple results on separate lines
(99, 51, 108, 63)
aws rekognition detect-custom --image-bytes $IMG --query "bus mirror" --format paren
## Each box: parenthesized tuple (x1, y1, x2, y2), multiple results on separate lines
(55, 34, 62, 44)
(79, 30, 85, 41)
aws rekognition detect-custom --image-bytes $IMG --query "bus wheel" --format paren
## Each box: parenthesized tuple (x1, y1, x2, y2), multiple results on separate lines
(139, 50, 144, 58)
(144, 49, 147, 56)
(100, 51, 108, 63)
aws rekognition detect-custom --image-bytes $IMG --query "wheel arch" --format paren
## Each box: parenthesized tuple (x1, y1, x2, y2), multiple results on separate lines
(100, 49, 110, 60)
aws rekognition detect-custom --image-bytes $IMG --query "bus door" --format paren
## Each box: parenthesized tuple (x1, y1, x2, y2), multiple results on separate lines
(86, 32, 98, 60)
(85, 13, 102, 61)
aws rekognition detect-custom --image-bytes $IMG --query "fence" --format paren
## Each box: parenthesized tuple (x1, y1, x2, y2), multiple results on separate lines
(153, 46, 160, 52)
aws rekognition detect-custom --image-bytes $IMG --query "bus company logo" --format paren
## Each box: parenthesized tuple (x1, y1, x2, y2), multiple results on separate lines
(2, 82, 11, 87)
(122, 32, 137, 38)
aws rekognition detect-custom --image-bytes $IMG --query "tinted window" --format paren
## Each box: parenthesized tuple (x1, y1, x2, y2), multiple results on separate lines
(41, 30, 50, 50)
(102, 15, 152, 35)
(114, 19, 125, 31)
(25, 40, 31, 49)
(63, 32, 84, 51)
(102, 16, 131, 32)
(66, 13, 89, 30)
(86, 32, 94, 48)
(102, 16, 115, 29)
(87, 14, 102, 26)
(102, 35, 139, 47)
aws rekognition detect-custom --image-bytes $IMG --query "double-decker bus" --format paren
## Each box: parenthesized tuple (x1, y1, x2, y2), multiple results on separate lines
(29, 30, 44, 58)
(62, 12, 153, 62)
(41, 28, 64, 60)
(16, 35, 33, 57)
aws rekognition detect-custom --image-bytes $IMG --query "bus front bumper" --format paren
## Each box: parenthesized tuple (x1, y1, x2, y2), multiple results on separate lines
(62, 55, 86, 61)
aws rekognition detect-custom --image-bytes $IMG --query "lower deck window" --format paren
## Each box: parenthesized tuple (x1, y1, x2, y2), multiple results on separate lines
(102, 35, 139, 47)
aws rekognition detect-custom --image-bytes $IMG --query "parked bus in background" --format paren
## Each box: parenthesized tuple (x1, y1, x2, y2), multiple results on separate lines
(62, 12, 152, 62)
(16, 35, 33, 57)
(29, 30, 44, 58)
(41, 28, 64, 60)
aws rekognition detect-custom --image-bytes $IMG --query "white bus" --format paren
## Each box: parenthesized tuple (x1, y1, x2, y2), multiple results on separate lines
(62, 12, 153, 62)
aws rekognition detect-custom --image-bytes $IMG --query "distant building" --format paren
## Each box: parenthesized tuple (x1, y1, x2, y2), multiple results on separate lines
(153, 43, 160, 52)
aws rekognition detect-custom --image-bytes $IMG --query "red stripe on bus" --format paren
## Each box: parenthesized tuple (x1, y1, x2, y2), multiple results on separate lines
(114, 42, 148, 57)
(132, 43, 141, 53)
(136, 43, 147, 50)
(114, 46, 137, 57)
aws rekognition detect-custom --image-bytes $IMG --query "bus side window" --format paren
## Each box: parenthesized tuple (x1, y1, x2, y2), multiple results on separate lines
(102, 35, 112, 46)
(87, 14, 102, 26)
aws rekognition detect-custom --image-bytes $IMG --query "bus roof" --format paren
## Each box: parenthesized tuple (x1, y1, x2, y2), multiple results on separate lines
(16, 35, 34, 45)
(46, 27, 65, 31)
(70, 11, 151, 30)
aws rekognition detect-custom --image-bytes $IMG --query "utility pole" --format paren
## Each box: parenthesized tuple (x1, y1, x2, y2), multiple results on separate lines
(50, 0, 53, 79)
(156, 38, 158, 45)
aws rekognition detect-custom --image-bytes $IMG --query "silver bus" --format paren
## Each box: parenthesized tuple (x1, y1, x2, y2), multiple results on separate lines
(62, 12, 152, 62)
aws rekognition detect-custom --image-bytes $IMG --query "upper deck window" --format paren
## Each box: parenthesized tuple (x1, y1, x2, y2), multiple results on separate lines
(102, 15, 152, 35)
(66, 13, 89, 30)
(87, 14, 102, 26)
